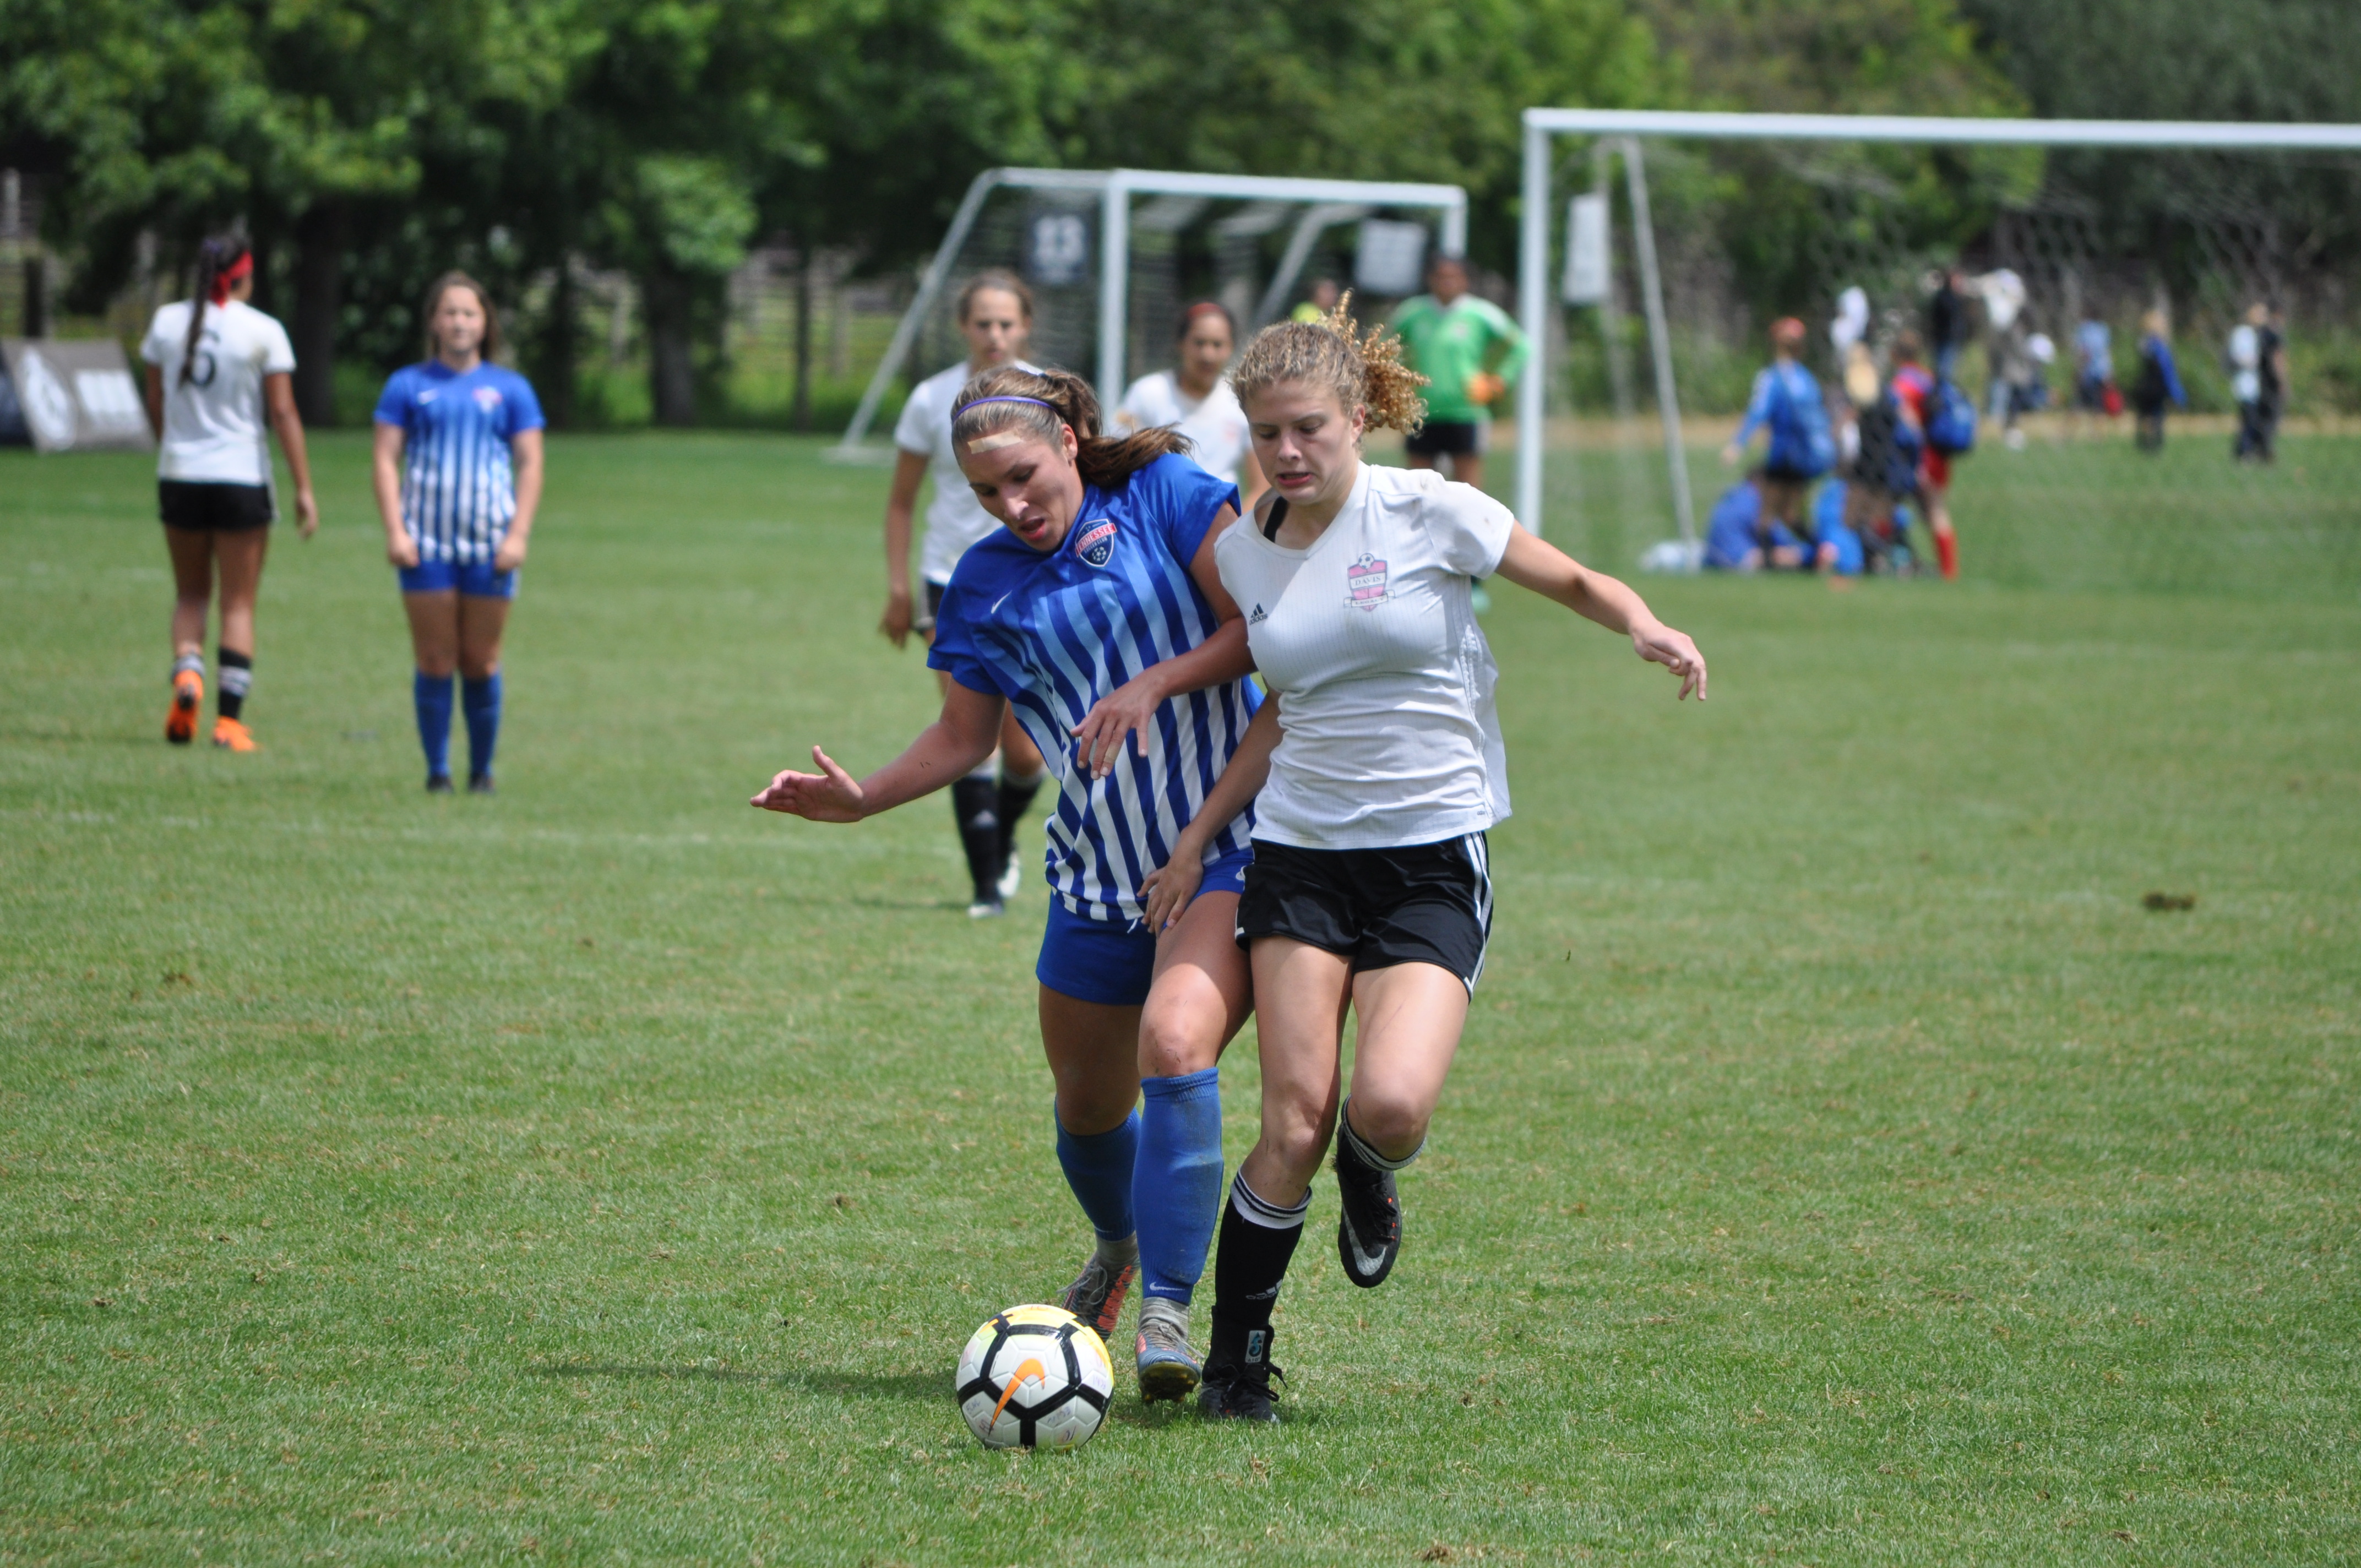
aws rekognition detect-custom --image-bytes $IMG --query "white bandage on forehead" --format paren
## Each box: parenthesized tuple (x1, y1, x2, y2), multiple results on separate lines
(964, 431, 1029, 454)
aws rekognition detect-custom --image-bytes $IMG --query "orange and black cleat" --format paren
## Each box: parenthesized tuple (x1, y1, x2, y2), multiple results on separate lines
(211, 716, 259, 753)
(166, 669, 204, 744)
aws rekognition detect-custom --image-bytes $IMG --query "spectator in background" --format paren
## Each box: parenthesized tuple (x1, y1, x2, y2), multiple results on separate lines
(1721, 316, 1834, 551)
(2131, 309, 2186, 453)
(1289, 277, 1341, 325)
(1927, 268, 1970, 379)
(2229, 302, 2287, 463)
(2074, 318, 2116, 414)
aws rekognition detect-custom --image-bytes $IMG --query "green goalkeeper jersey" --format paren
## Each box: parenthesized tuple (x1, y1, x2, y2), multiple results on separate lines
(1389, 293, 1530, 423)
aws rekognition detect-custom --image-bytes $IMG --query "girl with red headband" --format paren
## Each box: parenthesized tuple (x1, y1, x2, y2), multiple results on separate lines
(139, 233, 319, 752)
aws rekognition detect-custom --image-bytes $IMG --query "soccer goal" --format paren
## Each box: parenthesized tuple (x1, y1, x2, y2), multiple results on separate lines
(836, 167, 1468, 454)
(1513, 110, 2361, 598)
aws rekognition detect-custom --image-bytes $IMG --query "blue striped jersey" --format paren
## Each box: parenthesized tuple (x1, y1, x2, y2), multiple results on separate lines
(373, 362, 545, 563)
(930, 453, 1259, 922)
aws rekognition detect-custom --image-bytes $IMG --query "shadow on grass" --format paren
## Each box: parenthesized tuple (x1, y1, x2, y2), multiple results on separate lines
(530, 1359, 941, 1403)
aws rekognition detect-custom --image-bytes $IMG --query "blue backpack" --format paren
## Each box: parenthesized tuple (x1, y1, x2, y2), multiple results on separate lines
(1766, 367, 1837, 479)
(1925, 377, 1978, 455)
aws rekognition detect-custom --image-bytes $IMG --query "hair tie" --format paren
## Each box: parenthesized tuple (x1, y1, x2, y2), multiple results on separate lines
(954, 395, 1057, 416)
(208, 251, 254, 306)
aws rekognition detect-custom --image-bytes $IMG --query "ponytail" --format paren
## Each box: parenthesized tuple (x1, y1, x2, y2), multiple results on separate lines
(181, 234, 250, 386)
(1230, 291, 1428, 434)
(949, 366, 1191, 488)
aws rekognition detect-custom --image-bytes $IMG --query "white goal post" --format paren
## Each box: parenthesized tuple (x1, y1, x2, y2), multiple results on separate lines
(1514, 109, 2361, 543)
(839, 167, 1468, 454)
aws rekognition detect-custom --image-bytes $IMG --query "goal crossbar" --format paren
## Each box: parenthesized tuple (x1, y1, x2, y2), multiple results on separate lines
(1515, 110, 2361, 538)
(839, 167, 1468, 454)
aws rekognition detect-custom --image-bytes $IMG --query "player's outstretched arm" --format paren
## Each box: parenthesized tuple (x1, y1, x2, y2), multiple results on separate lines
(752, 682, 1005, 821)
(1494, 529, 1707, 701)
(1140, 700, 1281, 932)
(1070, 505, 1253, 778)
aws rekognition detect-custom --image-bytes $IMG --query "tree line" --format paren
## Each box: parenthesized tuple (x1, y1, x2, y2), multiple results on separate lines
(3, 0, 2352, 426)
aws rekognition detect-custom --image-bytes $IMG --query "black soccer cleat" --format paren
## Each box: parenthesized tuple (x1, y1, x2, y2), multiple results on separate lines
(426, 772, 455, 794)
(1199, 1319, 1282, 1423)
(1333, 1128, 1402, 1288)
(467, 773, 496, 795)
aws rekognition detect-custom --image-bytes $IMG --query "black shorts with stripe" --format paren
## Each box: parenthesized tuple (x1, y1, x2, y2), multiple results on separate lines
(1235, 834, 1494, 994)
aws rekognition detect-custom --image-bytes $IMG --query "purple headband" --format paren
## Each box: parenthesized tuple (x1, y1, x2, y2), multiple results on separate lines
(954, 395, 1057, 417)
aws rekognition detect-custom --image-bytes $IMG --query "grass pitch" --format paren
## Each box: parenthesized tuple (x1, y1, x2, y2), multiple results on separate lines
(3, 432, 2357, 1565)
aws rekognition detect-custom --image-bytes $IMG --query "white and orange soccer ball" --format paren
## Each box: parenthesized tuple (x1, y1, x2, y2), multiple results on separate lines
(954, 1304, 1113, 1450)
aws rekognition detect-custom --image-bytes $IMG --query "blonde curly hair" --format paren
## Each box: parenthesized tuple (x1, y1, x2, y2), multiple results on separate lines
(1229, 292, 1428, 434)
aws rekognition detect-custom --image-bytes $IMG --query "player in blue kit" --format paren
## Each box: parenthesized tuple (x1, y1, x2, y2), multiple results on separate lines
(372, 271, 546, 793)
(752, 366, 1261, 1402)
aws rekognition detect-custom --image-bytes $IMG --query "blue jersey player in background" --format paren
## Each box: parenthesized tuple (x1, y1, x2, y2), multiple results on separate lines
(753, 366, 1261, 1404)
(372, 271, 546, 794)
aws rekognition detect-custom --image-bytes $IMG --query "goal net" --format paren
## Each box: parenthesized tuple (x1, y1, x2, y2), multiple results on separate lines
(1516, 113, 2361, 600)
(839, 168, 1467, 453)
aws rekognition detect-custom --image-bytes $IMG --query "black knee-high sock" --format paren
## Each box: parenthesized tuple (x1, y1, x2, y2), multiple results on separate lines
(995, 768, 1045, 875)
(1209, 1174, 1306, 1372)
(949, 774, 1002, 902)
(216, 649, 253, 721)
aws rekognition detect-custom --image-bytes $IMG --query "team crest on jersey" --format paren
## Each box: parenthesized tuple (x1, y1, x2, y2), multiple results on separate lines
(472, 386, 505, 413)
(1344, 553, 1390, 608)
(1074, 519, 1118, 568)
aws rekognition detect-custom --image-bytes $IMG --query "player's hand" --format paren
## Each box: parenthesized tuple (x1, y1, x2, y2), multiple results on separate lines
(1719, 442, 1743, 467)
(387, 530, 421, 569)
(1071, 668, 1168, 779)
(1630, 618, 1707, 701)
(293, 489, 319, 540)
(749, 747, 866, 821)
(1466, 372, 1505, 408)
(494, 534, 528, 573)
(879, 587, 915, 650)
(1140, 847, 1205, 934)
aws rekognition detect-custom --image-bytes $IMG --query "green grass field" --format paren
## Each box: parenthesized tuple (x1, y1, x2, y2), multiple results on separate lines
(3, 432, 2357, 1565)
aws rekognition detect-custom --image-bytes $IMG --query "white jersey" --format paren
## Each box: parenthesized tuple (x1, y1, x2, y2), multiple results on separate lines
(895, 358, 1038, 586)
(1113, 371, 1253, 487)
(139, 300, 296, 486)
(1215, 464, 1515, 850)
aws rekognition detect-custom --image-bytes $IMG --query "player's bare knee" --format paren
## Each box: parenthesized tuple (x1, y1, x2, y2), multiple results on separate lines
(1346, 1088, 1428, 1155)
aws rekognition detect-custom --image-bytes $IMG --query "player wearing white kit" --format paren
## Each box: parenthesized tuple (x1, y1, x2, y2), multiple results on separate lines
(882, 273, 1050, 917)
(1144, 300, 1708, 1422)
(139, 234, 319, 752)
(372, 272, 546, 794)
(1113, 302, 1267, 510)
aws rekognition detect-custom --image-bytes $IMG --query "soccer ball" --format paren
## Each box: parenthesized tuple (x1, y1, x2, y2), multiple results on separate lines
(954, 1304, 1113, 1450)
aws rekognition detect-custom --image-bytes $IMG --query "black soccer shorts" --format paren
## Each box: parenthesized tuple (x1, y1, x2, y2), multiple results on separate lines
(1236, 834, 1493, 994)
(159, 480, 275, 531)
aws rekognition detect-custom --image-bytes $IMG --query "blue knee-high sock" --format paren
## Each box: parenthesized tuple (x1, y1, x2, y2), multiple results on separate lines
(414, 672, 454, 779)
(1136, 1068, 1223, 1304)
(462, 673, 502, 781)
(1055, 1107, 1140, 1242)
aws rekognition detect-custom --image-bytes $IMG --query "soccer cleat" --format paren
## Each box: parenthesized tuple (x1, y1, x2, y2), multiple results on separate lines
(166, 669, 203, 744)
(426, 773, 456, 794)
(1134, 1302, 1203, 1404)
(467, 774, 496, 796)
(210, 716, 258, 753)
(967, 897, 1005, 920)
(996, 856, 1024, 902)
(1333, 1129, 1402, 1289)
(1056, 1253, 1136, 1343)
(1198, 1338, 1282, 1424)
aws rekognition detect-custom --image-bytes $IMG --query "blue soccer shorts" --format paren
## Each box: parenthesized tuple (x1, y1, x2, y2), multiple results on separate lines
(398, 557, 518, 598)
(1035, 846, 1252, 1007)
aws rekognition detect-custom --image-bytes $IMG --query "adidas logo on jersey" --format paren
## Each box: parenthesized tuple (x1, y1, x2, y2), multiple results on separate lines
(1248, 604, 1266, 625)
